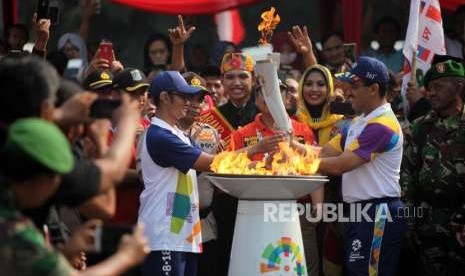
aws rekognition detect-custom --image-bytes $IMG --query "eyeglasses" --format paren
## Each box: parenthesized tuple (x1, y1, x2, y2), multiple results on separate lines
(171, 92, 191, 101)
(170, 92, 204, 103)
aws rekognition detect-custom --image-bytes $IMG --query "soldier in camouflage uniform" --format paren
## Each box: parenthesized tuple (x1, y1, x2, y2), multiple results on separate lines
(401, 59, 465, 276)
(0, 118, 75, 276)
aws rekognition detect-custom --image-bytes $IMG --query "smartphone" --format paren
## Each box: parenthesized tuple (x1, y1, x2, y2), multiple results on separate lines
(63, 59, 84, 82)
(94, 224, 133, 254)
(344, 43, 357, 64)
(37, 0, 61, 25)
(98, 42, 114, 63)
(37, 0, 49, 21)
(330, 101, 355, 116)
(90, 98, 121, 119)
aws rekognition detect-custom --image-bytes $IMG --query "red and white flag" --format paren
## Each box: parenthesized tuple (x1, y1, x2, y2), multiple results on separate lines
(401, 0, 446, 117)
(214, 9, 245, 45)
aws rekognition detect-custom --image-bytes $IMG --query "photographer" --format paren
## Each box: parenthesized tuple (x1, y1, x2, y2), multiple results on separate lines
(0, 118, 149, 276)
(0, 55, 140, 228)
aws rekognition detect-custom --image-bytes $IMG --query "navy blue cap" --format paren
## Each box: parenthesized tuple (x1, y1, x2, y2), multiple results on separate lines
(149, 71, 202, 96)
(337, 56, 389, 85)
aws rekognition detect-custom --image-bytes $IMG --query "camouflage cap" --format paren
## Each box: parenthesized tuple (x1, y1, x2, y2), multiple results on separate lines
(423, 59, 465, 87)
(6, 118, 74, 174)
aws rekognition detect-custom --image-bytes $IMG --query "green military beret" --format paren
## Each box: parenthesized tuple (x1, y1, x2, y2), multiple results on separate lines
(7, 118, 74, 174)
(423, 59, 465, 88)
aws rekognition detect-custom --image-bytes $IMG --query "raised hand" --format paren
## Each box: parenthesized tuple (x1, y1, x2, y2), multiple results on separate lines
(83, 0, 99, 19)
(406, 80, 424, 106)
(110, 59, 124, 74)
(87, 49, 110, 75)
(288, 25, 313, 55)
(55, 91, 98, 127)
(32, 13, 51, 52)
(117, 224, 150, 266)
(168, 15, 196, 46)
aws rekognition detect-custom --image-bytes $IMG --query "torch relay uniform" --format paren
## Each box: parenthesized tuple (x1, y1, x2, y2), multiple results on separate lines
(329, 57, 407, 276)
(138, 71, 204, 276)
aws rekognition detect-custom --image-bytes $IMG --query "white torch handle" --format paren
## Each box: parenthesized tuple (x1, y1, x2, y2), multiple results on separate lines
(254, 57, 292, 134)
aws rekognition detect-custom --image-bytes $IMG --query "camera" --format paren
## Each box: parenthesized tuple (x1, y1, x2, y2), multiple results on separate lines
(90, 98, 122, 119)
(94, 224, 133, 254)
(329, 101, 356, 116)
(37, 0, 62, 25)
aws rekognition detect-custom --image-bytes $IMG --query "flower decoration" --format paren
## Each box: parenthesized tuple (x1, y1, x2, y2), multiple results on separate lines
(221, 53, 254, 73)
(230, 56, 243, 68)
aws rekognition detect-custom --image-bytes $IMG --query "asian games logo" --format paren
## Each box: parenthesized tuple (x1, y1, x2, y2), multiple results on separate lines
(260, 236, 306, 276)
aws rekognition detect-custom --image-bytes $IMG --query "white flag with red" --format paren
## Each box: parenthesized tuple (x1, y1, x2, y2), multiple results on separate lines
(214, 9, 245, 45)
(401, 0, 446, 117)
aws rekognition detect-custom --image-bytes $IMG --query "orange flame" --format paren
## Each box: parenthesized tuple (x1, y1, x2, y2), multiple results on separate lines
(258, 7, 280, 45)
(211, 142, 320, 175)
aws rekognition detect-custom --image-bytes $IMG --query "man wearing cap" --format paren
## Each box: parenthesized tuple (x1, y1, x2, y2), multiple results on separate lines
(111, 68, 151, 225)
(138, 71, 216, 276)
(401, 59, 465, 275)
(179, 71, 222, 276)
(199, 53, 257, 144)
(83, 69, 120, 99)
(181, 72, 212, 112)
(0, 118, 75, 275)
(200, 65, 227, 107)
(114, 68, 150, 114)
(318, 57, 407, 275)
(113, 67, 152, 138)
(139, 71, 267, 275)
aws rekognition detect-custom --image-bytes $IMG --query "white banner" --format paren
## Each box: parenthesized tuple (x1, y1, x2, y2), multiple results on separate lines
(401, 0, 446, 118)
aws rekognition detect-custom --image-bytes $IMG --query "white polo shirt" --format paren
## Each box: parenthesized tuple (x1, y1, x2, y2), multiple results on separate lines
(138, 117, 203, 252)
(328, 103, 403, 203)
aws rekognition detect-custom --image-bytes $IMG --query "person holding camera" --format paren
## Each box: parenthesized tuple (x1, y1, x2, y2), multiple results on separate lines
(0, 118, 149, 276)
(0, 55, 142, 235)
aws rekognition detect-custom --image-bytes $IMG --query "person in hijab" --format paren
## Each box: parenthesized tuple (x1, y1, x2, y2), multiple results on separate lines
(57, 33, 88, 67)
(296, 64, 347, 276)
(296, 64, 344, 145)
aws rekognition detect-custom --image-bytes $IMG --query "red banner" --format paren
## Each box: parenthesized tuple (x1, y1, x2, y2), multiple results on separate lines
(440, 0, 463, 11)
(199, 108, 234, 143)
(111, 0, 260, 15)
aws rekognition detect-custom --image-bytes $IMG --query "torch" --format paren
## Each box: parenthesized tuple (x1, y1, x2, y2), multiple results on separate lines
(255, 59, 292, 134)
(255, 7, 292, 134)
